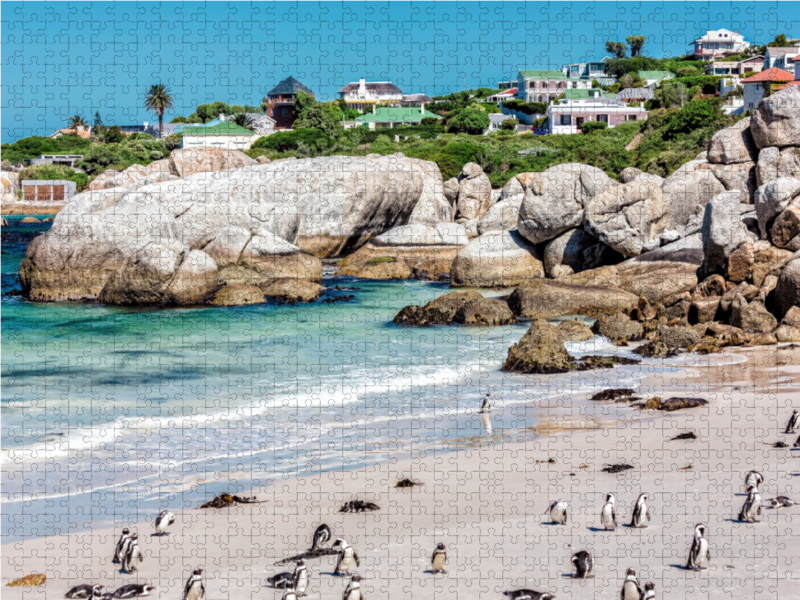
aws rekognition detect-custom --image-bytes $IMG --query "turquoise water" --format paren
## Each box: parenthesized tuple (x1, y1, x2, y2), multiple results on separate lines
(1, 216, 644, 540)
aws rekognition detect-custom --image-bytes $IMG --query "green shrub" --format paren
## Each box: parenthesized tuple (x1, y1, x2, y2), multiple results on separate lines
(662, 99, 721, 140)
(0, 134, 93, 165)
(251, 129, 332, 153)
(502, 99, 546, 115)
(446, 109, 490, 134)
(671, 76, 721, 95)
(18, 164, 89, 192)
(581, 121, 608, 134)
(500, 118, 519, 130)
(367, 257, 396, 264)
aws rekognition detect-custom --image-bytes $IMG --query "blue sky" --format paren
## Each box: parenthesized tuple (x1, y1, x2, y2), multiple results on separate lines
(2, 1, 799, 141)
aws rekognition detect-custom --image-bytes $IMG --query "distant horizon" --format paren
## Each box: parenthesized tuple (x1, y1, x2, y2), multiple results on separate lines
(3, 0, 800, 142)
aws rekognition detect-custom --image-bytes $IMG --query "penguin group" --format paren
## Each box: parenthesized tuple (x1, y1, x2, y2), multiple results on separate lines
(65, 584, 155, 600)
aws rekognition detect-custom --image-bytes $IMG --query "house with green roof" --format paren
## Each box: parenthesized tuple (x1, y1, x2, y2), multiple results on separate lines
(181, 121, 259, 150)
(638, 71, 674, 87)
(353, 105, 442, 130)
(563, 89, 615, 100)
(516, 69, 591, 103)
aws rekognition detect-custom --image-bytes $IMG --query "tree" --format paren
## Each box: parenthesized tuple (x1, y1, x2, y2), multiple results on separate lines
(293, 90, 316, 118)
(626, 35, 646, 57)
(768, 34, 791, 48)
(605, 41, 628, 58)
(663, 99, 721, 140)
(195, 101, 230, 123)
(500, 118, 519, 130)
(93, 112, 104, 130)
(620, 72, 646, 89)
(580, 121, 608, 134)
(446, 108, 490, 134)
(231, 113, 256, 131)
(655, 81, 689, 108)
(102, 125, 125, 144)
(170, 116, 189, 123)
(144, 83, 175, 137)
(293, 104, 341, 135)
(68, 115, 88, 128)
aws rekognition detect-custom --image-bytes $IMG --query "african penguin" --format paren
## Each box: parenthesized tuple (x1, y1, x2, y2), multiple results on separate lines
(121, 533, 143, 573)
(111, 584, 156, 599)
(293, 559, 308, 596)
(502, 590, 554, 600)
(571, 550, 593, 579)
(342, 573, 365, 600)
(267, 572, 295, 589)
(795, 434, 800, 448)
(65, 584, 103, 599)
(311, 524, 332, 551)
(619, 569, 642, 600)
(744, 470, 764, 492)
(282, 588, 298, 600)
(642, 581, 655, 600)
(332, 538, 360, 576)
(431, 543, 447, 573)
(630, 493, 650, 528)
(154, 510, 175, 536)
(183, 569, 205, 600)
(544, 499, 568, 524)
(686, 523, 710, 570)
(767, 496, 795, 508)
(480, 393, 492, 413)
(785, 409, 798, 433)
(113, 528, 131, 564)
(738, 485, 762, 523)
(600, 493, 617, 531)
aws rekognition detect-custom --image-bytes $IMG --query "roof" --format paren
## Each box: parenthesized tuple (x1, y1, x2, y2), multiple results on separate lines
(339, 81, 403, 95)
(741, 67, 794, 83)
(692, 29, 745, 43)
(615, 87, 655, 100)
(182, 122, 257, 136)
(765, 47, 800, 57)
(775, 80, 800, 91)
(49, 128, 92, 139)
(246, 112, 276, 123)
(402, 94, 433, 103)
(519, 70, 568, 80)
(639, 71, 673, 80)
(488, 113, 517, 123)
(564, 89, 615, 100)
(267, 76, 314, 96)
(355, 107, 443, 123)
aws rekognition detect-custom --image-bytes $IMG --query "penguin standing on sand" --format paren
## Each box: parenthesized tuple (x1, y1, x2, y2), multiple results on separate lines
(311, 524, 332, 551)
(744, 471, 764, 492)
(571, 550, 594, 579)
(619, 569, 641, 600)
(342, 574, 364, 600)
(183, 569, 205, 600)
(544, 499, 568, 524)
(480, 393, 492, 413)
(431, 543, 447, 573)
(630, 493, 650, 528)
(785, 410, 799, 433)
(600, 493, 617, 531)
(121, 533, 143, 573)
(686, 523, 710, 570)
(65, 584, 104, 599)
(738, 486, 762, 523)
(332, 538, 360, 576)
(502, 590, 554, 600)
(113, 529, 131, 563)
(293, 559, 308, 596)
(281, 588, 297, 600)
(154, 510, 175, 536)
(111, 584, 156, 598)
(642, 582, 655, 600)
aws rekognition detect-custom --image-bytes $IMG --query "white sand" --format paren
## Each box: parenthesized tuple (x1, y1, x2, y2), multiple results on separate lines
(3, 345, 800, 600)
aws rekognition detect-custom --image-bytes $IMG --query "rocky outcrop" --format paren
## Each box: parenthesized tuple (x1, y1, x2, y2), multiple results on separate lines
(754, 177, 800, 241)
(168, 147, 256, 177)
(698, 162, 757, 204)
(260, 278, 325, 303)
(502, 319, 575, 373)
(707, 117, 758, 164)
(88, 164, 179, 191)
(443, 178, 459, 204)
(771, 197, 800, 249)
(507, 279, 639, 319)
(661, 169, 727, 236)
(1, 171, 21, 201)
(455, 163, 493, 220)
(392, 291, 484, 326)
(558, 319, 594, 341)
(729, 294, 778, 333)
(210, 283, 265, 306)
(517, 164, 616, 244)
(634, 326, 700, 358)
(542, 228, 622, 278)
(452, 298, 517, 326)
(619, 167, 664, 186)
(583, 180, 668, 257)
(342, 257, 413, 280)
(450, 230, 544, 287)
(370, 223, 468, 247)
(702, 191, 751, 277)
(750, 86, 800, 149)
(756, 146, 800, 187)
(775, 254, 800, 319)
(591, 312, 644, 342)
(477, 200, 522, 235)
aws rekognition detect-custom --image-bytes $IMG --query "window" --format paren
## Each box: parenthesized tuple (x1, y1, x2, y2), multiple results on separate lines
(597, 114, 608, 123)
(572, 82, 578, 89)
(626, 115, 637, 121)
(560, 115, 571, 125)
(282, 108, 287, 116)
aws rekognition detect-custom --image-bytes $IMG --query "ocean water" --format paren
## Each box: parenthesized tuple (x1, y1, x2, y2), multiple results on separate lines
(1, 216, 703, 541)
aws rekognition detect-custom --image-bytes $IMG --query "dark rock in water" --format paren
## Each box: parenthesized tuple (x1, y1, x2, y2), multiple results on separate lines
(592, 312, 644, 342)
(558, 319, 594, 342)
(453, 298, 517, 326)
(660, 397, 708, 411)
(575, 355, 640, 370)
(672, 432, 697, 440)
(393, 291, 483, 326)
(3, 288, 22, 296)
(339, 500, 380, 513)
(643, 397, 663, 410)
(396, 478, 421, 488)
(634, 326, 700, 358)
(274, 548, 341, 566)
(199, 493, 260, 509)
(322, 295, 354, 303)
(333, 285, 360, 291)
(590, 388, 636, 401)
(602, 464, 634, 473)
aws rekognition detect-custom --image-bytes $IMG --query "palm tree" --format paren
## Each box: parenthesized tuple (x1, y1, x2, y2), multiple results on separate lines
(144, 84, 175, 137)
(68, 115, 88, 128)
(231, 112, 256, 131)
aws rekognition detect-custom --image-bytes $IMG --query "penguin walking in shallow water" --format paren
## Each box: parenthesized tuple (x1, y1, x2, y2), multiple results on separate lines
(480, 393, 492, 413)
(121, 533, 143, 573)
(600, 493, 617, 531)
(785, 409, 799, 433)
(571, 550, 593, 579)
(744, 471, 764, 492)
(332, 538, 360, 576)
(642, 582, 655, 600)
(738, 486, 762, 522)
(65, 584, 104, 599)
(430, 543, 447, 573)
(154, 510, 175, 536)
(686, 523, 710, 570)
(619, 569, 642, 600)
(311, 524, 332, 551)
(293, 559, 308, 596)
(342, 574, 364, 600)
(113, 528, 131, 564)
(502, 590, 554, 600)
(183, 569, 205, 600)
(111, 584, 155, 599)
(630, 493, 650, 528)
(544, 499, 568, 524)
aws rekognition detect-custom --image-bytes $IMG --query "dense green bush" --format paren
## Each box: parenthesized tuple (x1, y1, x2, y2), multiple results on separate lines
(251, 129, 332, 153)
(671, 76, 721, 95)
(18, 164, 89, 192)
(500, 118, 519, 130)
(0, 134, 93, 165)
(502, 99, 546, 115)
(662, 99, 721, 140)
(581, 121, 608, 134)
(446, 109, 491, 134)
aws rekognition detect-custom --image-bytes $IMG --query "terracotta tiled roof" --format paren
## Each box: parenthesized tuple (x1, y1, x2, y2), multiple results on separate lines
(741, 67, 793, 83)
(775, 80, 800, 90)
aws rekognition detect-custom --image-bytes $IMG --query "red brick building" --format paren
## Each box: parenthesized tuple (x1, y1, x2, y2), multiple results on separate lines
(265, 77, 315, 129)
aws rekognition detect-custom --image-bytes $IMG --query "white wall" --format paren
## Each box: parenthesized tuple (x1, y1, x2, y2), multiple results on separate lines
(743, 83, 766, 112)
(182, 135, 255, 150)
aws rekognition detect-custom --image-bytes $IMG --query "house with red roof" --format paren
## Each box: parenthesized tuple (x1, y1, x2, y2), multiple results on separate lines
(741, 67, 794, 111)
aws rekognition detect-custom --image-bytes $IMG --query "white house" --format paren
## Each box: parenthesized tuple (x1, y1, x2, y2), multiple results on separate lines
(764, 46, 800, 70)
(740, 67, 794, 111)
(561, 57, 616, 86)
(517, 70, 591, 103)
(245, 113, 277, 136)
(483, 113, 518, 134)
(338, 78, 404, 109)
(547, 97, 647, 135)
(691, 29, 750, 61)
(181, 122, 258, 150)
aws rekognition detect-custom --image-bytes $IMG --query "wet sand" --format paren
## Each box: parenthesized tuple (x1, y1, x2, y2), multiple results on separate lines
(3, 344, 799, 600)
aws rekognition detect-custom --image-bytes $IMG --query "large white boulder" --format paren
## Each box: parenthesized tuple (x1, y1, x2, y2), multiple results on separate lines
(542, 228, 622, 278)
(450, 229, 545, 287)
(707, 117, 758, 164)
(455, 163, 493, 220)
(750, 86, 800, 149)
(756, 146, 800, 187)
(701, 191, 751, 276)
(754, 177, 800, 240)
(661, 168, 727, 236)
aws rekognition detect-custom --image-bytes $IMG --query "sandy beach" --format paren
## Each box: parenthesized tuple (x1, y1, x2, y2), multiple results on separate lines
(3, 344, 799, 600)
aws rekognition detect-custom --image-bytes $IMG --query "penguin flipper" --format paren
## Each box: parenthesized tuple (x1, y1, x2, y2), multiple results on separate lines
(354, 551, 360, 567)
